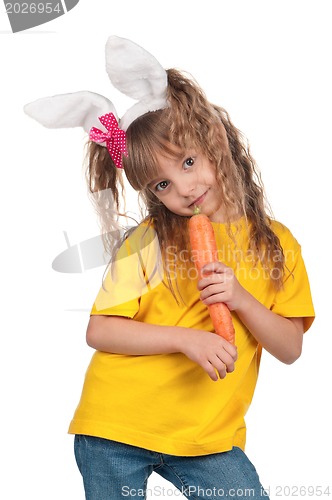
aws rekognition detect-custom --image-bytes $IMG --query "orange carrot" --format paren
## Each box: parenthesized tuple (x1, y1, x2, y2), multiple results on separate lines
(189, 207, 235, 345)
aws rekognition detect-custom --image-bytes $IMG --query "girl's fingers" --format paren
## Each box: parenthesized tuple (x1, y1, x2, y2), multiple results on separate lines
(201, 261, 228, 274)
(200, 284, 226, 302)
(204, 346, 237, 380)
(214, 359, 228, 380)
(198, 265, 234, 291)
(225, 342, 238, 362)
(206, 357, 228, 381)
(202, 361, 220, 381)
(198, 276, 223, 292)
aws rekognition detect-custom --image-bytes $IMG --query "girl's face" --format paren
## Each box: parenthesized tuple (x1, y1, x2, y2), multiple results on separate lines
(147, 148, 226, 222)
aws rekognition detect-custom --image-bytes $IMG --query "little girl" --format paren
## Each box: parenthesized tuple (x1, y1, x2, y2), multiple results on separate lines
(25, 36, 314, 500)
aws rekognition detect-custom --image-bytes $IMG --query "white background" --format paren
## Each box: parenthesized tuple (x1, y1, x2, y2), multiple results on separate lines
(0, 1, 330, 498)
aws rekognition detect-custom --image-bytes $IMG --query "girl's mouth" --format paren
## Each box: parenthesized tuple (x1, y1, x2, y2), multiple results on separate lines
(189, 191, 208, 209)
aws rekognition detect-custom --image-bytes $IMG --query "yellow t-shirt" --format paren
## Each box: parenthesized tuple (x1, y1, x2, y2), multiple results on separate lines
(68, 218, 315, 456)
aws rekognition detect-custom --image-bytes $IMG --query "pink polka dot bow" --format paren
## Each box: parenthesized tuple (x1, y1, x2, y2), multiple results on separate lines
(89, 113, 128, 169)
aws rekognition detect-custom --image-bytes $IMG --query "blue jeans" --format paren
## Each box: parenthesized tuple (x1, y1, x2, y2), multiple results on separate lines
(74, 435, 269, 499)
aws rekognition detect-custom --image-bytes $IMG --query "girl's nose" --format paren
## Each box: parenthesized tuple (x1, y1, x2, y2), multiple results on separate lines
(175, 179, 196, 197)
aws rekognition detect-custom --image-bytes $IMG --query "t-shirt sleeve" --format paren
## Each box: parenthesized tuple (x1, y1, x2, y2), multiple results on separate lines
(90, 224, 163, 318)
(270, 238, 315, 332)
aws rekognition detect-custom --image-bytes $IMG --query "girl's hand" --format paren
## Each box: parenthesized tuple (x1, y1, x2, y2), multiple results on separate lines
(179, 329, 238, 381)
(197, 261, 249, 312)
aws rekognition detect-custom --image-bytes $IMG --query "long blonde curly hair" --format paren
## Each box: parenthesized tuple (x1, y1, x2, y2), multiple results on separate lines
(86, 68, 285, 290)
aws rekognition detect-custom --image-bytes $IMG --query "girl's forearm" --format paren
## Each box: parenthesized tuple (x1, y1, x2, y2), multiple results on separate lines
(86, 314, 238, 381)
(236, 289, 304, 364)
(86, 315, 185, 355)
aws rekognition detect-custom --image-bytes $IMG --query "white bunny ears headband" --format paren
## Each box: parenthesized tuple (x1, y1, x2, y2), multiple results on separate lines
(24, 36, 168, 169)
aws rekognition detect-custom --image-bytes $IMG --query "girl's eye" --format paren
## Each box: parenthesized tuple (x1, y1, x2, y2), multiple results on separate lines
(155, 180, 169, 192)
(184, 157, 195, 169)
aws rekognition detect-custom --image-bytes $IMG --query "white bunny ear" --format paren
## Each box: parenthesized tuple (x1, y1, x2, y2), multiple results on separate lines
(105, 36, 168, 130)
(24, 91, 118, 134)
